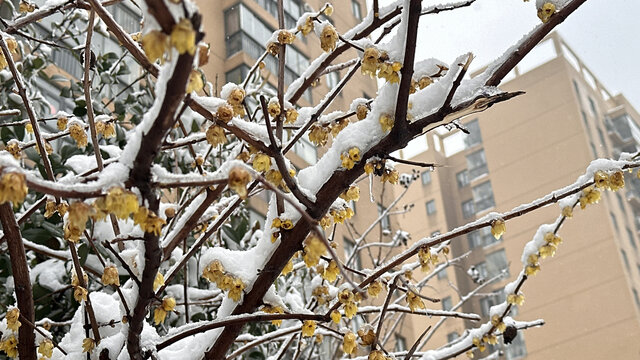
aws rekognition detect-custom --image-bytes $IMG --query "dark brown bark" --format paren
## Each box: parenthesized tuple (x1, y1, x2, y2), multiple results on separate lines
(0, 203, 36, 360)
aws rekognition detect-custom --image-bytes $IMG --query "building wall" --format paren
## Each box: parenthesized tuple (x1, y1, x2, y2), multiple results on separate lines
(393, 33, 640, 358)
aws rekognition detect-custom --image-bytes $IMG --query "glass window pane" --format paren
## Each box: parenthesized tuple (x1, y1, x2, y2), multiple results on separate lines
(466, 149, 488, 179)
(473, 181, 495, 212)
(464, 119, 482, 148)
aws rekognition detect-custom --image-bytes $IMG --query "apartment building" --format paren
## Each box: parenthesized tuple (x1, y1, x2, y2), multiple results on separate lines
(196, 0, 418, 354)
(392, 33, 640, 359)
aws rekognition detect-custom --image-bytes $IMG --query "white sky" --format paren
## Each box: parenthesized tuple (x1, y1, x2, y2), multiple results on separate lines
(370, 0, 640, 111)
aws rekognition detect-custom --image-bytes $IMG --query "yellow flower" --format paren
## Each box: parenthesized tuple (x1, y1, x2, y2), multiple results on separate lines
(507, 293, 525, 306)
(5, 140, 21, 159)
(473, 337, 486, 352)
(361, 47, 380, 77)
(154, 307, 167, 324)
(298, 17, 314, 36)
(228, 166, 251, 199)
(418, 76, 433, 89)
(105, 187, 139, 219)
(369, 350, 387, 360)
(490, 219, 506, 240)
(101, 265, 120, 286)
(142, 30, 169, 62)
(1, 335, 18, 358)
(253, 153, 272, 172)
(74, 286, 88, 302)
(343, 332, 357, 354)
(340, 186, 360, 202)
(358, 328, 376, 346)
(69, 122, 88, 148)
(491, 315, 507, 332)
(277, 30, 295, 44)
(19, 1, 35, 13)
(64, 202, 92, 242)
(303, 235, 326, 267)
(267, 101, 281, 118)
(324, 4, 334, 16)
(153, 272, 165, 292)
(25, 123, 33, 133)
(367, 281, 383, 298)
(5, 308, 20, 332)
(301, 320, 316, 337)
(228, 277, 245, 301)
(205, 125, 227, 146)
(562, 206, 573, 218)
(171, 18, 196, 55)
(580, 186, 601, 209)
(227, 88, 246, 106)
(378, 62, 400, 84)
(381, 169, 399, 184)
(344, 301, 358, 319)
(320, 24, 338, 52)
(406, 291, 425, 312)
(285, 108, 298, 124)
(539, 244, 557, 258)
(537, 2, 556, 23)
(593, 170, 610, 189)
(309, 124, 329, 146)
(136, 210, 165, 235)
(0, 172, 28, 205)
(186, 70, 204, 93)
(162, 296, 176, 311)
(356, 104, 369, 121)
(322, 260, 339, 282)
(217, 104, 234, 123)
(525, 263, 541, 276)
(610, 171, 625, 191)
(38, 339, 54, 358)
(527, 253, 539, 265)
(266, 42, 279, 56)
(281, 219, 293, 230)
(330, 309, 341, 324)
(466, 350, 475, 359)
(261, 305, 285, 326)
(379, 114, 394, 132)
(57, 116, 68, 130)
(44, 200, 57, 218)
(341, 153, 355, 170)
(348, 147, 361, 162)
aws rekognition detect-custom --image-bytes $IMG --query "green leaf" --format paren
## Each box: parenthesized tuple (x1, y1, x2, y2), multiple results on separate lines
(78, 244, 89, 265)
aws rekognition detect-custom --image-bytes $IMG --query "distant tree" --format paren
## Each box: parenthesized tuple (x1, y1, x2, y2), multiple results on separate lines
(0, 0, 627, 359)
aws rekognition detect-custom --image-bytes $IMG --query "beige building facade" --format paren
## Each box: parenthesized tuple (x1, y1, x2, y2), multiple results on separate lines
(393, 33, 640, 358)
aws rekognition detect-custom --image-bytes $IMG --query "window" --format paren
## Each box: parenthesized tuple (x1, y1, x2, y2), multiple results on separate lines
(588, 96, 598, 116)
(462, 199, 475, 219)
(468, 227, 499, 249)
(610, 212, 619, 232)
(480, 290, 504, 318)
(590, 142, 598, 158)
(621, 250, 630, 271)
(351, 0, 362, 20)
(344, 238, 361, 269)
(466, 149, 488, 179)
(463, 119, 482, 148)
(633, 288, 640, 310)
(627, 227, 637, 250)
(572, 80, 582, 104)
(421, 170, 432, 185)
(326, 71, 340, 90)
(597, 127, 607, 149)
(447, 332, 459, 344)
(225, 65, 249, 84)
(456, 170, 469, 188)
(486, 249, 509, 278)
(224, 4, 311, 102)
(617, 193, 626, 214)
(377, 204, 391, 230)
(505, 332, 528, 360)
(394, 335, 407, 352)
(109, 4, 141, 33)
(472, 181, 495, 213)
(426, 200, 436, 215)
(581, 110, 589, 127)
(442, 296, 452, 311)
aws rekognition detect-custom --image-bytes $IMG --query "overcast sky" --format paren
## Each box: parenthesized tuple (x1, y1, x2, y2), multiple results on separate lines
(371, 0, 640, 110)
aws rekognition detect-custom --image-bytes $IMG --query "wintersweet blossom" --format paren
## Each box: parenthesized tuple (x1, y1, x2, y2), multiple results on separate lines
(342, 332, 357, 354)
(301, 320, 316, 337)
